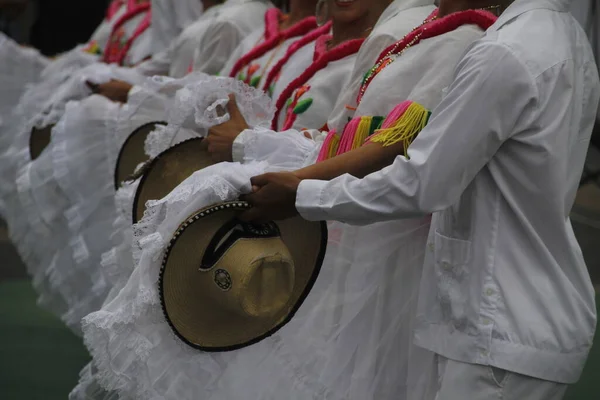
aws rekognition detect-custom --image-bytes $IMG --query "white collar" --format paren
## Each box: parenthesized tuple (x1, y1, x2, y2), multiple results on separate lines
(492, 0, 572, 30)
(375, 0, 436, 28)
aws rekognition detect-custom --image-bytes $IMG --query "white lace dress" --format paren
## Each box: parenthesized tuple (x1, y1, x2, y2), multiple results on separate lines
(98, 12, 322, 317)
(30, 1, 271, 335)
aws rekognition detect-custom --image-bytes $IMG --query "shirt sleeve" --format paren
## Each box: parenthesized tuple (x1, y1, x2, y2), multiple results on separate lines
(192, 20, 243, 75)
(233, 127, 322, 169)
(296, 41, 539, 225)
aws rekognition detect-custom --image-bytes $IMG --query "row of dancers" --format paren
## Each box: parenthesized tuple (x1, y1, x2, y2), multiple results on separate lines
(0, 0, 597, 399)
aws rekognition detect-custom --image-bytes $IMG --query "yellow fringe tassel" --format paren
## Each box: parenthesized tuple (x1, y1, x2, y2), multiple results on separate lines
(351, 117, 376, 151)
(327, 135, 340, 159)
(370, 102, 430, 156)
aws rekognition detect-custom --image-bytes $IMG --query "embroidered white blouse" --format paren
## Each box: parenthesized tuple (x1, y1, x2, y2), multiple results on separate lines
(191, 0, 273, 75)
(150, 0, 205, 54)
(297, 0, 600, 383)
(231, 0, 436, 164)
(135, 5, 222, 78)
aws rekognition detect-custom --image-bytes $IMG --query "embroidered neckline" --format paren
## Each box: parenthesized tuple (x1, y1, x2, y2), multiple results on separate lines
(228, 9, 318, 81)
(272, 37, 365, 131)
(356, 9, 497, 104)
(313, 34, 332, 61)
(261, 21, 332, 94)
(106, 0, 125, 21)
(102, 1, 151, 65)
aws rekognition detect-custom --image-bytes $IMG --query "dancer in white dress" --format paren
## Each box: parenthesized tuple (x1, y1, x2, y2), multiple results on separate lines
(0, 0, 211, 331)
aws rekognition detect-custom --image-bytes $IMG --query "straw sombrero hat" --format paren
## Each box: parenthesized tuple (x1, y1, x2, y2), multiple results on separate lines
(132, 137, 212, 223)
(29, 124, 54, 160)
(114, 121, 166, 190)
(160, 201, 327, 351)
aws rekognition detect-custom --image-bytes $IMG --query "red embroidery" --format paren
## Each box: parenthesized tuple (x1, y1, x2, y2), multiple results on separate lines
(272, 38, 365, 130)
(106, 0, 125, 21)
(103, 0, 151, 66)
(357, 9, 497, 104)
(261, 22, 332, 93)
(228, 9, 318, 80)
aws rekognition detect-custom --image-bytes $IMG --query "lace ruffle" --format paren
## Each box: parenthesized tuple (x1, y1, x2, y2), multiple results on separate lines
(144, 75, 274, 158)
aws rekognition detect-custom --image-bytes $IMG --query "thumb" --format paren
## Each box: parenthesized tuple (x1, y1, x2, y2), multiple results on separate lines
(227, 93, 244, 119)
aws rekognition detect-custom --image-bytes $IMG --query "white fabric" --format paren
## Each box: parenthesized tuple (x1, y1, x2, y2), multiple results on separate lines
(270, 39, 317, 103)
(112, 8, 155, 67)
(0, 34, 48, 216)
(418, 356, 569, 400)
(136, 5, 222, 78)
(232, 49, 361, 162)
(191, 0, 273, 75)
(218, 27, 265, 76)
(296, 0, 599, 384)
(45, 74, 204, 334)
(78, 79, 276, 400)
(570, 0, 598, 63)
(89, 3, 128, 53)
(150, 0, 205, 54)
(231, 0, 435, 164)
(275, 53, 359, 130)
(326, 0, 435, 133)
(77, 6, 475, 400)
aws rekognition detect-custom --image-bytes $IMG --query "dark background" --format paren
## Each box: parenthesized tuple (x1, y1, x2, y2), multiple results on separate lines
(1, 0, 109, 55)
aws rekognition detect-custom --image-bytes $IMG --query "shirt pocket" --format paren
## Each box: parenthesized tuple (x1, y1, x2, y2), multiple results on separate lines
(434, 230, 472, 325)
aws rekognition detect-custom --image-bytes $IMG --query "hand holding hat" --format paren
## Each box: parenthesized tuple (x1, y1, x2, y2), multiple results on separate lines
(241, 172, 303, 223)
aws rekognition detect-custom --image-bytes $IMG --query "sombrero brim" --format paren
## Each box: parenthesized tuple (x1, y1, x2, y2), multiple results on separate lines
(132, 137, 213, 224)
(114, 121, 166, 190)
(29, 125, 54, 160)
(160, 201, 328, 352)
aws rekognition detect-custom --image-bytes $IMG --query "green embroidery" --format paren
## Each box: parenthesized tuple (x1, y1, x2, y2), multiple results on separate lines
(250, 76, 262, 88)
(293, 98, 314, 115)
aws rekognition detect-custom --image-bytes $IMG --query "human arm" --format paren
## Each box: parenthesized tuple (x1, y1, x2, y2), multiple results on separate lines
(242, 42, 538, 224)
(86, 79, 133, 103)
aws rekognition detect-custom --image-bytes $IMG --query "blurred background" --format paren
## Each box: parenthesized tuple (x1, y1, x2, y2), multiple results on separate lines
(0, 1, 599, 399)
(0, 0, 109, 55)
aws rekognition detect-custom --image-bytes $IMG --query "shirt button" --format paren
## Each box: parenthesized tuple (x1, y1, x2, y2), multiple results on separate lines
(442, 262, 451, 270)
(428, 242, 434, 252)
(486, 288, 495, 297)
(482, 318, 491, 325)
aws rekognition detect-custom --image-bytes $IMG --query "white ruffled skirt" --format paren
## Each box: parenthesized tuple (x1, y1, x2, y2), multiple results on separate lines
(79, 158, 435, 400)
(4, 60, 149, 330)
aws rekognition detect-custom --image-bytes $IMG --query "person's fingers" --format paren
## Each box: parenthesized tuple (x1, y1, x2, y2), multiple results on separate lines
(85, 81, 99, 92)
(238, 207, 268, 223)
(303, 131, 312, 139)
(250, 173, 270, 188)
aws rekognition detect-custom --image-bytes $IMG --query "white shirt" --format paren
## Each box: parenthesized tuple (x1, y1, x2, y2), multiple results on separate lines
(150, 0, 204, 54)
(297, 0, 599, 383)
(191, 0, 273, 75)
